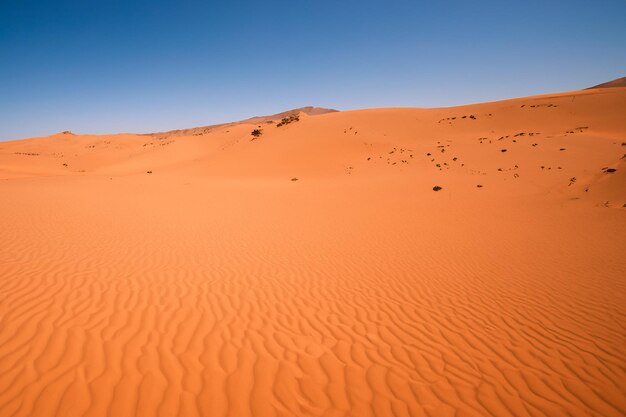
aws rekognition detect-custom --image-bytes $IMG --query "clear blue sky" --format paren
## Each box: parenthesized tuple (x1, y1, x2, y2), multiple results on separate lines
(1, 0, 625, 140)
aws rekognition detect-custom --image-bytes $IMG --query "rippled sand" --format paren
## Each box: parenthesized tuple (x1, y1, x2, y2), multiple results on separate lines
(1, 87, 625, 417)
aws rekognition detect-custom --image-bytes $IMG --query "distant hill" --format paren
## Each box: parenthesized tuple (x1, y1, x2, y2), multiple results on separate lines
(152, 106, 338, 136)
(242, 107, 338, 124)
(587, 77, 626, 89)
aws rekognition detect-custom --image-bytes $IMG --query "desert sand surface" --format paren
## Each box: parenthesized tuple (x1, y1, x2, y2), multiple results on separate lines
(0, 86, 625, 417)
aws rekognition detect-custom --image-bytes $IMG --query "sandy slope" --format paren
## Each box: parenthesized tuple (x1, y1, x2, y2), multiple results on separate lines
(0, 87, 625, 417)
(589, 77, 626, 89)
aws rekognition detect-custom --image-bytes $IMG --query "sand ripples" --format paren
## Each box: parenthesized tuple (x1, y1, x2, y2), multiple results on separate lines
(1, 177, 625, 417)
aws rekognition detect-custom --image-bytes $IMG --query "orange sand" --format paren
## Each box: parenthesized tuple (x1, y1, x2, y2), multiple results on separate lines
(0, 87, 625, 417)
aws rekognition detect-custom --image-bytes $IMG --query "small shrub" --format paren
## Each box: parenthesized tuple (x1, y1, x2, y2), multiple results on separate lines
(606, 168, 617, 173)
(251, 129, 262, 138)
(290, 177, 299, 181)
(276, 114, 300, 127)
(432, 186, 442, 191)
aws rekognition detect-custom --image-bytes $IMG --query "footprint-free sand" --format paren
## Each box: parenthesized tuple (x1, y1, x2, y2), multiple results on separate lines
(1, 87, 625, 417)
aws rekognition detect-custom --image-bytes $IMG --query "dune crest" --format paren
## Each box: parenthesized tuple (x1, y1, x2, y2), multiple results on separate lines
(588, 76, 626, 89)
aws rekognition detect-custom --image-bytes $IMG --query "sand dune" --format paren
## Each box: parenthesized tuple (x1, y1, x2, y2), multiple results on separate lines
(589, 76, 626, 89)
(0, 87, 625, 417)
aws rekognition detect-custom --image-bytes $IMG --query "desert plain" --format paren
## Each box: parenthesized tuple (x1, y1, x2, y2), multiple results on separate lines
(0, 84, 625, 417)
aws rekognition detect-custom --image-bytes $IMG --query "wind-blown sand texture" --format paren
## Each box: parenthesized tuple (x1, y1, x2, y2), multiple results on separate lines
(1, 87, 625, 417)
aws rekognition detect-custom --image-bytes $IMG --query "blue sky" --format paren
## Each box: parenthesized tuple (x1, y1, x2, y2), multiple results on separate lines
(1, 0, 625, 140)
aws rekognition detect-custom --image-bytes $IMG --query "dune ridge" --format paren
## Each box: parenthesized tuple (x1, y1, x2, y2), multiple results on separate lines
(0, 86, 625, 417)
(588, 77, 626, 89)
